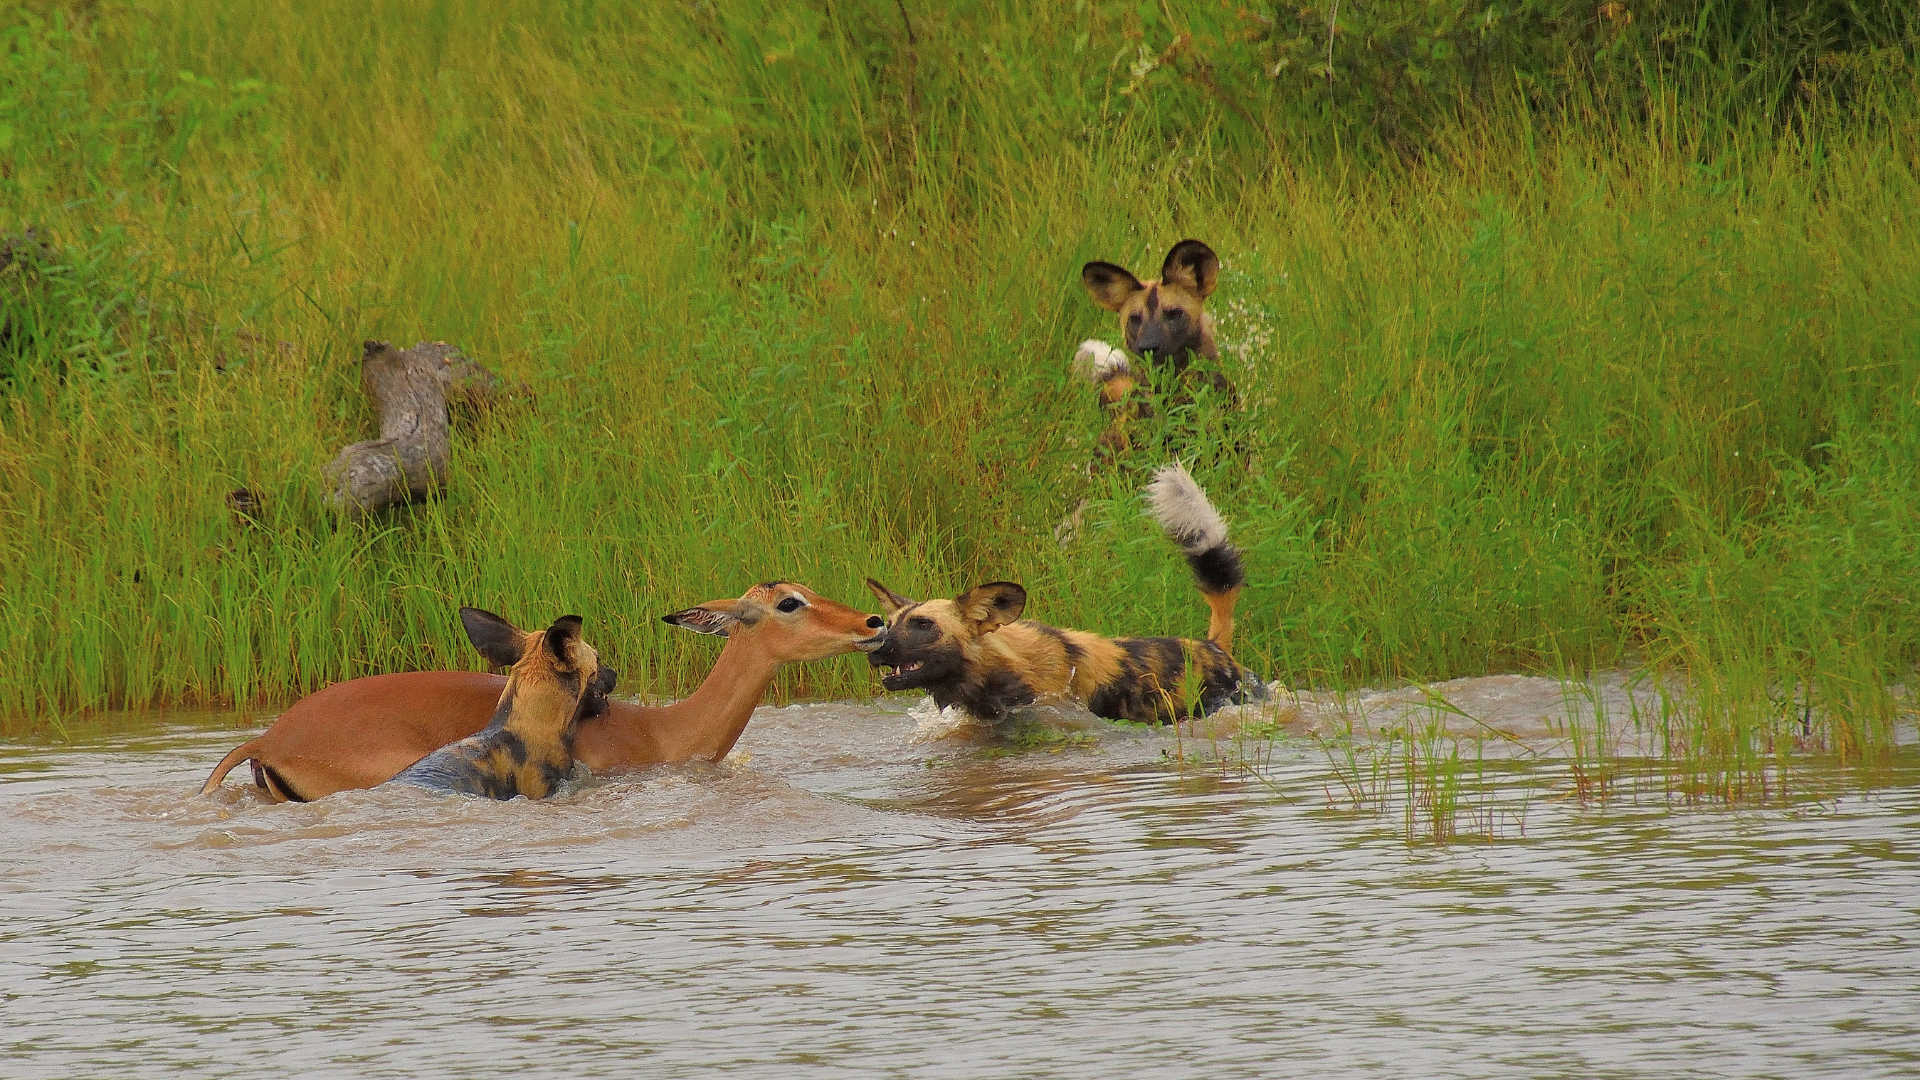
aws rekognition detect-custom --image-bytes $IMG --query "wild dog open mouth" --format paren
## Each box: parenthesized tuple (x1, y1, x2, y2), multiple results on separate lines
(882, 661, 924, 675)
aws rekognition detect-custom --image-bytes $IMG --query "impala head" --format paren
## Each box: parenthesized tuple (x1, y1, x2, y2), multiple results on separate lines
(459, 607, 620, 721)
(862, 578, 1027, 693)
(1082, 239, 1219, 371)
(660, 581, 887, 663)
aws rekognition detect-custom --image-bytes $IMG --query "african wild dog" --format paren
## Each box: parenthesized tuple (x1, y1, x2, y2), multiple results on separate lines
(383, 610, 617, 800)
(867, 463, 1267, 723)
(1076, 239, 1232, 456)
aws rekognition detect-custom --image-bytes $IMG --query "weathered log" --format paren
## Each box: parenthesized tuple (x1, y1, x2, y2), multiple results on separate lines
(407, 339, 510, 418)
(324, 339, 502, 519)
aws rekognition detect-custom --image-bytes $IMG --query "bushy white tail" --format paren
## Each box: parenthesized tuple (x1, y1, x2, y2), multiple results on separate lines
(1145, 463, 1229, 554)
(1143, 463, 1245, 609)
(1072, 339, 1132, 384)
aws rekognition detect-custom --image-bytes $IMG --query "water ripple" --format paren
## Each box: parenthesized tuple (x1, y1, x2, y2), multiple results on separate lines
(1, 696, 1916, 1079)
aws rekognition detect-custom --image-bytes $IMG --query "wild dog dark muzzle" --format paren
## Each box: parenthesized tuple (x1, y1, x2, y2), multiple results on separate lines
(867, 620, 961, 692)
(866, 637, 923, 691)
(579, 663, 620, 719)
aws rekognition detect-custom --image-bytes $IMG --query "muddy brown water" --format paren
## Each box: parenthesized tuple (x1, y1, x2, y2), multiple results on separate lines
(4, 677, 1918, 1079)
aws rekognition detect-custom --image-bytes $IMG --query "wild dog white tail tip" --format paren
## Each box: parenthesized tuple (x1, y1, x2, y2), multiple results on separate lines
(1073, 339, 1132, 384)
(1144, 462, 1229, 554)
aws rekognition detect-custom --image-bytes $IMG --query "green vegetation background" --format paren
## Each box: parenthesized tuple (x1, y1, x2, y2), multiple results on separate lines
(1, 1, 1915, 761)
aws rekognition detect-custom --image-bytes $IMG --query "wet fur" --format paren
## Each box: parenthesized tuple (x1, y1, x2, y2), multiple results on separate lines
(870, 604, 1258, 723)
(385, 614, 608, 800)
(868, 465, 1266, 724)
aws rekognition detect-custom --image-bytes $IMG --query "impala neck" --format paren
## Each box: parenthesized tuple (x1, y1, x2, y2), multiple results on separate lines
(653, 631, 784, 761)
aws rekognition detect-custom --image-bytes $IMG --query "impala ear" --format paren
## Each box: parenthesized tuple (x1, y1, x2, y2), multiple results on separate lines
(954, 582, 1026, 635)
(1159, 239, 1219, 298)
(544, 615, 584, 666)
(662, 599, 758, 637)
(865, 578, 916, 619)
(1082, 261, 1145, 312)
(460, 607, 526, 668)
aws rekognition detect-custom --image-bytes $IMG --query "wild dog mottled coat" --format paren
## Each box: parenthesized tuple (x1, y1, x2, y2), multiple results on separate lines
(385, 610, 616, 800)
(867, 464, 1266, 723)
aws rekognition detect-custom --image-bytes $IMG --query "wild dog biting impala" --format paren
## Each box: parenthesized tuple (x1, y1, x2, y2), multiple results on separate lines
(197, 583, 886, 801)
(1077, 239, 1234, 456)
(385, 611, 612, 800)
(866, 463, 1267, 723)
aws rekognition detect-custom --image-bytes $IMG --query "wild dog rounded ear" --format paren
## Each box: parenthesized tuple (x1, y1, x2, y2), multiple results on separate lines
(460, 607, 526, 669)
(544, 615, 585, 665)
(865, 578, 916, 618)
(955, 581, 1026, 634)
(1082, 261, 1145, 312)
(662, 600, 748, 637)
(1160, 240, 1219, 298)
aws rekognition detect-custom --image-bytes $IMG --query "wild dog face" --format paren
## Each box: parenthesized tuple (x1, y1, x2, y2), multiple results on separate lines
(1082, 239, 1220, 372)
(662, 581, 887, 662)
(460, 607, 618, 714)
(463, 606, 620, 719)
(864, 579, 1026, 695)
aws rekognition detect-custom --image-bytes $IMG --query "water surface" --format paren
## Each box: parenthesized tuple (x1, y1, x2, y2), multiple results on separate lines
(4, 683, 1917, 1079)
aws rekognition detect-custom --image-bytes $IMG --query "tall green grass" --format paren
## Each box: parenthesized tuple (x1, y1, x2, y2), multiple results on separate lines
(0, 1, 1915, 792)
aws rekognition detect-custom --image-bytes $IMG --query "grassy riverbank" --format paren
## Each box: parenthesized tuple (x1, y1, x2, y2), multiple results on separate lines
(2, 1, 1916, 786)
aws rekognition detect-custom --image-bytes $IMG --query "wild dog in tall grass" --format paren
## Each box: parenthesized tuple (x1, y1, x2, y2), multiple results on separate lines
(867, 464, 1267, 723)
(1077, 239, 1233, 456)
(382, 610, 613, 800)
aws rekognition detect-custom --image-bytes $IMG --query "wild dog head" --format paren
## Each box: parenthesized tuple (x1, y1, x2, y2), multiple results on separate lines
(463, 607, 619, 720)
(461, 607, 619, 723)
(862, 579, 1026, 693)
(1082, 239, 1219, 372)
(661, 581, 887, 663)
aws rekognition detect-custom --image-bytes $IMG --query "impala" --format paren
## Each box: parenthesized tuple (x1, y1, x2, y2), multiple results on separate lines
(198, 582, 885, 801)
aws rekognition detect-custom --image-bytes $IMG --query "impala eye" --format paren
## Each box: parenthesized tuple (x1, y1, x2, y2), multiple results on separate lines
(776, 596, 805, 613)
